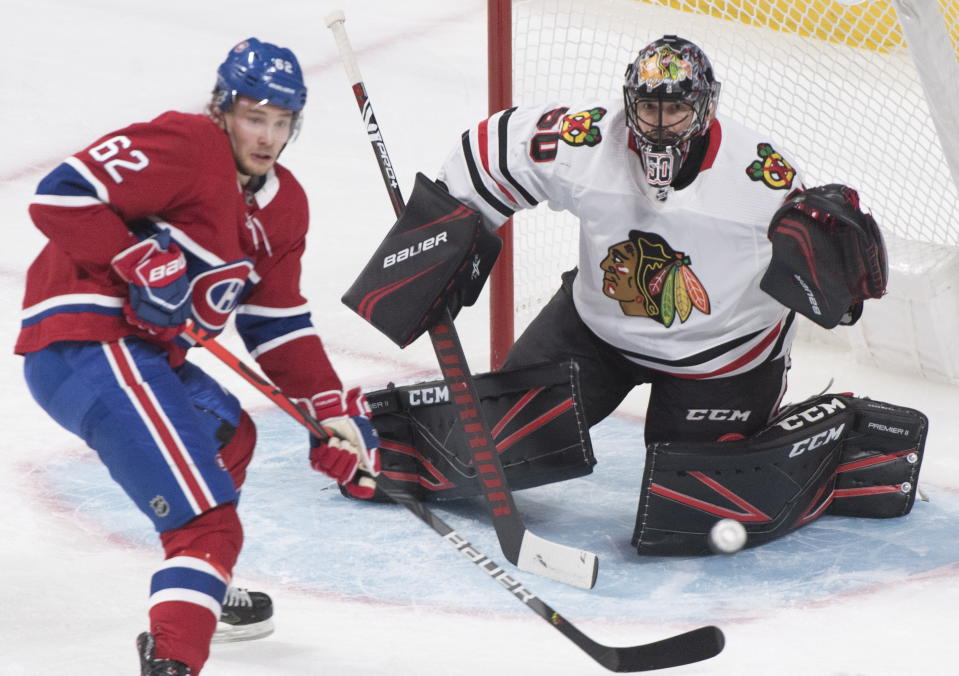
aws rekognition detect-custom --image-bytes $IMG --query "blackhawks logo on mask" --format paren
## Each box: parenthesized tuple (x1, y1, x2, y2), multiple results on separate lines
(637, 45, 694, 87)
(746, 143, 796, 190)
(560, 108, 606, 147)
(600, 230, 710, 327)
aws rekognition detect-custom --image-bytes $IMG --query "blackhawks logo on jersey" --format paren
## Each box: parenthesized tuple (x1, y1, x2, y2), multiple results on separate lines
(560, 108, 606, 147)
(746, 143, 796, 190)
(600, 230, 710, 327)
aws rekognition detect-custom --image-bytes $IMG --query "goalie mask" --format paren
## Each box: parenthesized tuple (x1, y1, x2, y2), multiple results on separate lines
(624, 36, 721, 189)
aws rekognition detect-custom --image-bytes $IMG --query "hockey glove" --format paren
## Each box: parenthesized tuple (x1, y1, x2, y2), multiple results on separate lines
(303, 388, 380, 499)
(761, 184, 887, 328)
(111, 230, 191, 341)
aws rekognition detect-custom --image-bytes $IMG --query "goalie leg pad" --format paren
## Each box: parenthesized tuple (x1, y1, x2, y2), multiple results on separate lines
(342, 173, 502, 347)
(633, 393, 927, 556)
(826, 398, 927, 518)
(365, 360, 595, 501)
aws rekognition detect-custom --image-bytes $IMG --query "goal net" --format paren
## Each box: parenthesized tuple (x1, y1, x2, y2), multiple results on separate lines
(489, 0, 959, 379)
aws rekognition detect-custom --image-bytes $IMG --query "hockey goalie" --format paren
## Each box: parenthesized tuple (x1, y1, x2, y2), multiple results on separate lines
(343, 35, 928, 557)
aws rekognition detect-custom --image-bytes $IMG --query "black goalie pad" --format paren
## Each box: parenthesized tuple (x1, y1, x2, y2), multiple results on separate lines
(827, 398, 927, 519)
(364, 360, 595, 501)
(761, 184, 888, 328)
(342, 173, 502, 347)
(633, 393, 927, 556)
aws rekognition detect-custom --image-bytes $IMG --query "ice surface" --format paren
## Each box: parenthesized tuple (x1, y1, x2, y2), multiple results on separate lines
(2, 2, 957, 674)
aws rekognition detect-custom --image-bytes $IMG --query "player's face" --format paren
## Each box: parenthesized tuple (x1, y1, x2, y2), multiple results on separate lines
(223, 97, 295, 178)
(632, 99, 695, 145)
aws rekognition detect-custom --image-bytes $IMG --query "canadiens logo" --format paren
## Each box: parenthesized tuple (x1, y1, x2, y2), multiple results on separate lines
(600, 230, 710, 327)
(190, 260, 254, 332)
(559, 108, 606, 147)
(746, 143, 796, 190)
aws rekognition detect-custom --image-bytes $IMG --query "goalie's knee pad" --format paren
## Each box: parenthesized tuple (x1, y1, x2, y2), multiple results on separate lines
(633, 393, 927, 556)
(364, 360, 595, 501)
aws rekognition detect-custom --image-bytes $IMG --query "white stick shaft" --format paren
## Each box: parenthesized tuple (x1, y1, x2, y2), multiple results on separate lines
(324, 10, 363, 86)
(325, 8, 404, 212)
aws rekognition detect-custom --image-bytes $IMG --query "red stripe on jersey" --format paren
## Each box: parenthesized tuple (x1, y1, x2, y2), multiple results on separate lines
(672, 320, 784, 380)
(477, 119, 518, 205)
(106, 340, 213, 512)
(700, 119, 722, 172)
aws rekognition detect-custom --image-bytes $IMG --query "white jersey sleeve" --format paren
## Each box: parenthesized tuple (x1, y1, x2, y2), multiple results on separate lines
(436, 103, 594, 226)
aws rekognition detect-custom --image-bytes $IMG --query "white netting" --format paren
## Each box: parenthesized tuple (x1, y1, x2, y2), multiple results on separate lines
(508, 0, 959, 334)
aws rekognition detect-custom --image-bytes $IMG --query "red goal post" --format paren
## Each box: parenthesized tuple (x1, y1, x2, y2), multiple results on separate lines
(487, 0, 959, 380)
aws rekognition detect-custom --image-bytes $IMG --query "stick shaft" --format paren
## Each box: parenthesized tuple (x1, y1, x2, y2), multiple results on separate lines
(185, 321, 723, 671)
(326, 11, 405, 216)
(324, 9, 599, 589)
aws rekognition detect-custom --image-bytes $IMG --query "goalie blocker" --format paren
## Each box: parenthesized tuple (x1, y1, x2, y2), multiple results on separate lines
(634, 393, 927, 556)
(342, 172, 502, 347)
(358, 360, 595, 502)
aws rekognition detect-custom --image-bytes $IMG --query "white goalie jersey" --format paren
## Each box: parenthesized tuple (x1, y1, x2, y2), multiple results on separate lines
(437, 100, 805, 379)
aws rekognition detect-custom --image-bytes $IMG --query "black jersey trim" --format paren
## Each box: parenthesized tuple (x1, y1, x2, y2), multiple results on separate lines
(614, 326, 766, 367)
(461, 130, 514, 218)
(497, 108, 539, 207)
(767, 310, 795, 359)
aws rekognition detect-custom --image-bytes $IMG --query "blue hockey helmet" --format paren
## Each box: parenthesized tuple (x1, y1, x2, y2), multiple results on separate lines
(214, 38, 307, 113)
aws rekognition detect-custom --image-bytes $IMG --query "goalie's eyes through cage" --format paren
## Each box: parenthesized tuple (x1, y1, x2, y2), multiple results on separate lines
(633, 99, 695, 128)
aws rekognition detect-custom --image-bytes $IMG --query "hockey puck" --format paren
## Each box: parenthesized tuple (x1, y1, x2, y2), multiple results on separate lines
(708, 518, 747, 555)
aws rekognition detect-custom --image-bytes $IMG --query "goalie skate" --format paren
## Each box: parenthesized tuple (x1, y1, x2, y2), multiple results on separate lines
(212, 587, 275, 643)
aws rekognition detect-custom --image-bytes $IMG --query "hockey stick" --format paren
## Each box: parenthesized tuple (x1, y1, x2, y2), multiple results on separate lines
(183, 321, 725, 671)
(325, 8, 599, 590)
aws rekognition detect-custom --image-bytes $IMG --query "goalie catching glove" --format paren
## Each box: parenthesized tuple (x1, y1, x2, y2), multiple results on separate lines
(300, 388, 381, 499)
(761, 184, 887, 328)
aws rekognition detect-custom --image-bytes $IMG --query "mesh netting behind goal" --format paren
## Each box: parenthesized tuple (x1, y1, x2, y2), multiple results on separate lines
(506, 0, 959, 336)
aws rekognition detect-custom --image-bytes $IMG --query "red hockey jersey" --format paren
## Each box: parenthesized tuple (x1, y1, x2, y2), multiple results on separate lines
(17, 111, 341, 398)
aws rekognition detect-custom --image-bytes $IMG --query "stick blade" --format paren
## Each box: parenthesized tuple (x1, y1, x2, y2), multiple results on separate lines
(516, 531, 599, 589)
(602, 625, 725, 672)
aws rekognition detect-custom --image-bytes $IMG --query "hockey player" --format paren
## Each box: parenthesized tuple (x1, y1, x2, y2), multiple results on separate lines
(16, 38, 379, 675)
(346, 35, 915, 556)
(434, 34, 879, 446)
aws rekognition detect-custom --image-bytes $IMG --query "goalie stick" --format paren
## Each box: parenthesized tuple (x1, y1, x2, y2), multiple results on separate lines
(325, 8, 599, 590)
(183, 321, 725, 671)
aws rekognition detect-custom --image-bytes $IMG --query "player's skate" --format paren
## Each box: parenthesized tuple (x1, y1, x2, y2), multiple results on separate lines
(212, 586, 275, 643)
(136, 631, 191, 675)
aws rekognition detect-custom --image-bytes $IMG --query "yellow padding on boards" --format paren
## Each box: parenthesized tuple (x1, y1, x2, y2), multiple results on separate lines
(634, 0, 959, 55)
